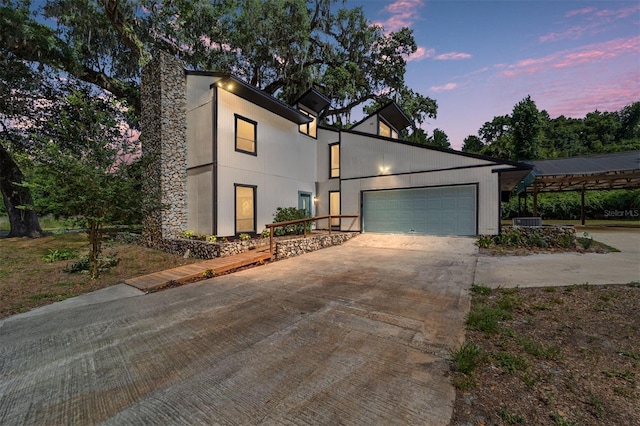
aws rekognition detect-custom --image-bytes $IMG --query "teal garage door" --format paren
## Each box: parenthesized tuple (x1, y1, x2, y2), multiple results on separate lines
(362, 185, 477, 236)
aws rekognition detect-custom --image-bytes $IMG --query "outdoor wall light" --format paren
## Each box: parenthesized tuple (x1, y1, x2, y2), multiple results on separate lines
(313, 197, 319, 203)
(379, 165, 390, 174)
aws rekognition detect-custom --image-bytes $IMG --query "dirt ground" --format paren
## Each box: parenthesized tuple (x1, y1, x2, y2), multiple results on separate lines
(450, 283, 640, 426)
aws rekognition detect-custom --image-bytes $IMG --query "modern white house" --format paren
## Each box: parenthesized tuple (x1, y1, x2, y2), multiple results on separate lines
(140, 53, 531, 242)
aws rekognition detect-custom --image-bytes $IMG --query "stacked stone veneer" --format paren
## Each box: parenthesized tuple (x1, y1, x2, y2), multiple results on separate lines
(141, 51, 188, 246)
(275, 232, 357, 259)
(502, 225, 576, 247)
(152, 232, 358, 260)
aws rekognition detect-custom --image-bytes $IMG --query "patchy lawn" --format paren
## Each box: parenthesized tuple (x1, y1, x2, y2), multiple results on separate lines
(0, 232, 197, 319)
(450, 283, 640, 426)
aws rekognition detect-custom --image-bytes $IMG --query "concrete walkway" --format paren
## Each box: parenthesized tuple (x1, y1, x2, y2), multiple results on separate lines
(0, 234, 476, 425)
(475, 228, 640, 288)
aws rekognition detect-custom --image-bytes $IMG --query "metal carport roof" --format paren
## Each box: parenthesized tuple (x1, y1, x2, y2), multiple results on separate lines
(517, 150, 640, 193)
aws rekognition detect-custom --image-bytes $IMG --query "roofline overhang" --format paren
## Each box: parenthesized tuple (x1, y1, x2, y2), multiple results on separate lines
(186, 71, 311, 125)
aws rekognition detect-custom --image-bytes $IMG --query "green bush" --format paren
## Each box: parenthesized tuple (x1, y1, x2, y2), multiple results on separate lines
(502, 189, 640, 220)
(272, 207, 311, 236)
(42, 248, 78, 263)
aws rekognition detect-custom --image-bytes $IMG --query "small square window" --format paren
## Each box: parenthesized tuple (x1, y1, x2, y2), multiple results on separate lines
(235, 115, 257, 155)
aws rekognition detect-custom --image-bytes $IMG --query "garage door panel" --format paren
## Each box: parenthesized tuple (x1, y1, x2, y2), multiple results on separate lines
(363, 185, 477, 236)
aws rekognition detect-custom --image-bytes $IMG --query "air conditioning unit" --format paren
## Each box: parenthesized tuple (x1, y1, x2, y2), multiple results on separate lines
(512, 217, 542, 227)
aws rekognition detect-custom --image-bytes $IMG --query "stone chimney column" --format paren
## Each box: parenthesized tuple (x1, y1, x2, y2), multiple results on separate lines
(140, 52, 187, 245)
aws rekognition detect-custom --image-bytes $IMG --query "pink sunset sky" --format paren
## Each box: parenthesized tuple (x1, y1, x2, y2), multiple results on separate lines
(349, 0, 640, 149)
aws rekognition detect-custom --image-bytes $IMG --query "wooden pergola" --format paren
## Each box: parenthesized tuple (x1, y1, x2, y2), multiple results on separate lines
(517, 151, 640, 225)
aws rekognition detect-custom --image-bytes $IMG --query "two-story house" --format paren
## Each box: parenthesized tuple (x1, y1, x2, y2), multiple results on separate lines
(141, 53, 531, 243)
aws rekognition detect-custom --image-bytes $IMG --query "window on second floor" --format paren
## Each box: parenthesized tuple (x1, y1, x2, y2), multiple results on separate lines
(329, 143, 340, 178)
(299, 109, 317, 138)
(235, 114, 257, 155)
(379, 119, 398, 139)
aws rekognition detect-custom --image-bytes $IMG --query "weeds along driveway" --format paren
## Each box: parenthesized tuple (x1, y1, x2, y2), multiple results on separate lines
(0, 234, 476, 426)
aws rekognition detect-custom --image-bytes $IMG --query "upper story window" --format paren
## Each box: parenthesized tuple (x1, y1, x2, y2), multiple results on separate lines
(329, 143, 340, 178)
(379, 119, 398, 139)
(235, 114, 257, 155)
(299, 109, 317, 138)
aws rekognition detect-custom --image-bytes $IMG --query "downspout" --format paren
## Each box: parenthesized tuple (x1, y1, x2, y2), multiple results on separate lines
(498, 172, 502, 234)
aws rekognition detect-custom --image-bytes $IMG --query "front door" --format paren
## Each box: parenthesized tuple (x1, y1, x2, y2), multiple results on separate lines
(298, 192, 312, 216)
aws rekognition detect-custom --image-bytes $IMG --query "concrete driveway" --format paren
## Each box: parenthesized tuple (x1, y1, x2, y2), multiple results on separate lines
(475, 228, 640, 288)
(0, 234, 476, 425)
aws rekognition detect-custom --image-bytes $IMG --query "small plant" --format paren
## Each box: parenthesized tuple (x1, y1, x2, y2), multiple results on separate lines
(450, 341, 483, 375)
(619, 349, 640, 360)
(239, 233, 251, 241)
(498, 407, 524, 424)
(476, 235, 494, 248)
(470, 283, 492, 295)
(260, 229, 271, 239)
(526, 231, 549, 248)
(497, 292, 523, 311)
(576, 231, 593, 249)
(205, 235, 217, 242)
(42, 248, 78, 263)
(518, 338, 562, 360)
(550, 411, 575, 426)
(559, 233, 575, 248)
(64, 256, 119, 274)
(466, 305, 512, 334)
(495, 228, 524, 247)
(202, 269, 214, 279)
(182, 229, 195, 239)
(495, 352, 528, 373)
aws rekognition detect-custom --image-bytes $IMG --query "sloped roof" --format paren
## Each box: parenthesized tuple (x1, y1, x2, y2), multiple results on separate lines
(189, 71, 312, 125)
(519, 150, 640, 192)
(294, 88, 331, 114)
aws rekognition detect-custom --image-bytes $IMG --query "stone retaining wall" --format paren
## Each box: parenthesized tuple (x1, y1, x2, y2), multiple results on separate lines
(501, 225, 576, 248)
(129, 232, 358, 260)
(275, 232, 358, 259)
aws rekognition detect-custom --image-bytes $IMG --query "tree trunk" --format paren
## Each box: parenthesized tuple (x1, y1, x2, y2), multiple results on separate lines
(0, 142, 44, 238)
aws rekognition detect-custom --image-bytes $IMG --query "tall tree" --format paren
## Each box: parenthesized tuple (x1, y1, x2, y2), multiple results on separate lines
(29, 88, 141, 278)
(461, 135, 483, 153)
(429, 128, 451, 149)
(511, 95, 542, 160)
(1, 0, 434, 237)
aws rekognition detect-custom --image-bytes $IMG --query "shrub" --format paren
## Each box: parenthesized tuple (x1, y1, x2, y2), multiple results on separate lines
(272, 207, 311, 236)
(239, 233, 251, 241)
(205, 235, 217, 243)
(476, 235, 494, 248)
(526, 231, 549, 248)
(182, 229, 195, 239)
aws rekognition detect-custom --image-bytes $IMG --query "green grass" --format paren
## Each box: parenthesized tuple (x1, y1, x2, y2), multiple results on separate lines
(450, 341, 483, 375)
(466, 305, 512, 334)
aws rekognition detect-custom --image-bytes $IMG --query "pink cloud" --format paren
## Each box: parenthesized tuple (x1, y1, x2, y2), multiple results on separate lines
(540, 25, 588, 43)
(434, 52, 472, 60)
(429, 83, 457, 93)
(565, 7, 596, 18)
(542, 4, 640, 43)
(376, 0, 425, 32)
(502, 36, 640, 77)
(407, 46, 435, 62)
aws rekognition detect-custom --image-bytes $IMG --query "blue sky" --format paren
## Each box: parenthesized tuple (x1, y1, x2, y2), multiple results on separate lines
(348, 0, 640, 149)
